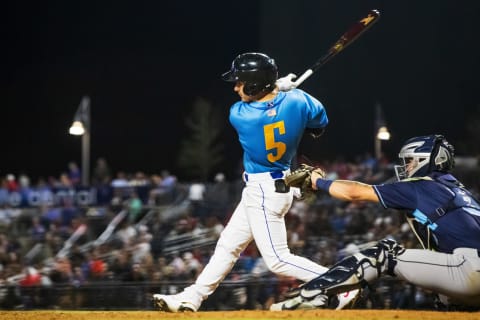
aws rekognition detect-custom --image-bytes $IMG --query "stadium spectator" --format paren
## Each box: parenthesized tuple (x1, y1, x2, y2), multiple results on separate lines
(92, 157, 112, 186)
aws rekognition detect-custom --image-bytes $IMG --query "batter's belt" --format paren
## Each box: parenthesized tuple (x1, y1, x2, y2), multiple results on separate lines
(243, 170, 291, 193)
(243, 169, 290, 182)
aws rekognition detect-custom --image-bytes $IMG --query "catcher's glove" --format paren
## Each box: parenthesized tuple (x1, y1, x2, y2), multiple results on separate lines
(285, 164, 326, 203)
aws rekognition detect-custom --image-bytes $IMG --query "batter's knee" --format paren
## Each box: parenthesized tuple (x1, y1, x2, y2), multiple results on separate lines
(261, 251, 296, 275)
(215, 235, 246, 261)
(262, 255, 284, 273)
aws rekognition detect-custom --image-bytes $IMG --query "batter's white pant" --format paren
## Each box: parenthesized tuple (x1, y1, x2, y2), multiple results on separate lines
(180, 170, 329, 308)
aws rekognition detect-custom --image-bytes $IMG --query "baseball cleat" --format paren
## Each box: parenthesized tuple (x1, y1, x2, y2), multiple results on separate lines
(269, 288, 360, 311)
(270, 294, 328, 311)
(283, 282, 305, 299)
(153, 294, 197, 312)
(333, 289, 361, 310)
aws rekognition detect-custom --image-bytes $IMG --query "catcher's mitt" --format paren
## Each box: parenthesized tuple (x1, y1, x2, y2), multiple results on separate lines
(285, 164, 326, 203)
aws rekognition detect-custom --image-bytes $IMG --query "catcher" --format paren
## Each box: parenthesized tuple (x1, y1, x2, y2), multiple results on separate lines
(271, 134, 480, 310)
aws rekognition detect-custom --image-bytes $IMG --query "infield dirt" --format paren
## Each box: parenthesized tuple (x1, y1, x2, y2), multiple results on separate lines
(1, 310, 479, 320)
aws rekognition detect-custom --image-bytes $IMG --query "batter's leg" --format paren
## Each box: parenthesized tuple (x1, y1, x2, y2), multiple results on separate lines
(155, 191, 254, 311)
(246, 184, 328, 281)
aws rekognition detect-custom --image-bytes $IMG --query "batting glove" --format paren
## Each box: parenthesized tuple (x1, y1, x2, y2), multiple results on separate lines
(276, 73, 297, 91)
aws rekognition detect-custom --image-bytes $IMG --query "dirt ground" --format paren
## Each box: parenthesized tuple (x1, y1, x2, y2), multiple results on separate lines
(1, 310, 479, 320)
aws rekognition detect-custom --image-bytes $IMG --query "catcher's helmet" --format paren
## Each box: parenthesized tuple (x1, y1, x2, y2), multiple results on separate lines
(221, 52, 278, 96)
(394, 134, 455, 180)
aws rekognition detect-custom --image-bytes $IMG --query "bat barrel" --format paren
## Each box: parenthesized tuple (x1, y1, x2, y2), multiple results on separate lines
(293, 9, 380, 88)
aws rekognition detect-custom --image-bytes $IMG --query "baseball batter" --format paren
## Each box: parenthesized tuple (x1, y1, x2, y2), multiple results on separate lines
(273, 134, 480, 310)
(153, 52, 358, 312)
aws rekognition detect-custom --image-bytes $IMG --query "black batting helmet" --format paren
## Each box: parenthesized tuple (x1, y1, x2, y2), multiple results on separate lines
(221, 52, 278, 96)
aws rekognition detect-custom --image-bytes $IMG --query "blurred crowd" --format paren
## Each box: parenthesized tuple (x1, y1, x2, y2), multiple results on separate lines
(0, 154, 479, 310)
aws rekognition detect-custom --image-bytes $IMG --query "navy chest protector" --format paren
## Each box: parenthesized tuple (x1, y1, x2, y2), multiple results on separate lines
(406, 175, 480, 250)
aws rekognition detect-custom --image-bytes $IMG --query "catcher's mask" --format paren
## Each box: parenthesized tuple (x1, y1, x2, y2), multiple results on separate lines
(394, 134, 455, 180)
(221, 52, 278, 96)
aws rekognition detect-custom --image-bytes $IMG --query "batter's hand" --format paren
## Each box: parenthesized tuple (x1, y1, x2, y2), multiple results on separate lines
(276, 73, 297, 91)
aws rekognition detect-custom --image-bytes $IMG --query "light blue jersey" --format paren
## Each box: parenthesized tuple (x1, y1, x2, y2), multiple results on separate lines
(229, 89, 328, 173)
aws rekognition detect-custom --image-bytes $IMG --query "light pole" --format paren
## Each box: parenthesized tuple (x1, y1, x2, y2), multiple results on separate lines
(374, 103, 390, 160)
(375, 126, 391, 160)
(69, 96, 91, 186)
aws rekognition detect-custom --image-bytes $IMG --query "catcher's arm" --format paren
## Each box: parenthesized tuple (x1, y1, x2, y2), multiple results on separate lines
(311, 170, 379, 202)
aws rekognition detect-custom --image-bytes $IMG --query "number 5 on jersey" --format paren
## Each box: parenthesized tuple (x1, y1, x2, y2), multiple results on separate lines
(264, 121, 286, 162)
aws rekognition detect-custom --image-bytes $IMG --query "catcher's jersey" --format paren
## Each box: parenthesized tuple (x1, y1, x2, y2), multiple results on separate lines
(229, 89, 328, 174)
(373, 172, 480, 253)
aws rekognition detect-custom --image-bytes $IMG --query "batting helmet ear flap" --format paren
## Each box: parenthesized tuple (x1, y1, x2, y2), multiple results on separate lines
(243, 83, 259, 96)
(242, 82, 275, 96)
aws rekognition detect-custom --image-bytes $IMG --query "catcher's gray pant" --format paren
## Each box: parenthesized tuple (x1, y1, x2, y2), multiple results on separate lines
(178, 170, 329, 309)
(391, 247, 480, 307)
(350, 248, 480, 307)
(302, 242, 480, 307)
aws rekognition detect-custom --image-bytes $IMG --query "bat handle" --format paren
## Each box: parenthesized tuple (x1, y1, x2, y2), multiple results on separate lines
(293, 69, 314, 87)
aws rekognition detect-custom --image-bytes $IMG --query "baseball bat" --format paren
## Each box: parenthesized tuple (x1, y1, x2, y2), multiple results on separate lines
(293, 9, 381, 87)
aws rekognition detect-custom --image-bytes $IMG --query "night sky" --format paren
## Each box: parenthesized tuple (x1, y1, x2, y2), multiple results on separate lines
(3, 1, 480, 182)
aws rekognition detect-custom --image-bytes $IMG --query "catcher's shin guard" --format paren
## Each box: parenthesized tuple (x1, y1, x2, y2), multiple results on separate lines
(301, 238, 404, 299)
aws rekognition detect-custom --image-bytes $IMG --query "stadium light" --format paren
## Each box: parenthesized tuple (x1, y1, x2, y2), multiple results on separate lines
(69, 121, 85, 135)
(377, 126, 391, 141)
(69, 96, 91, 186)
